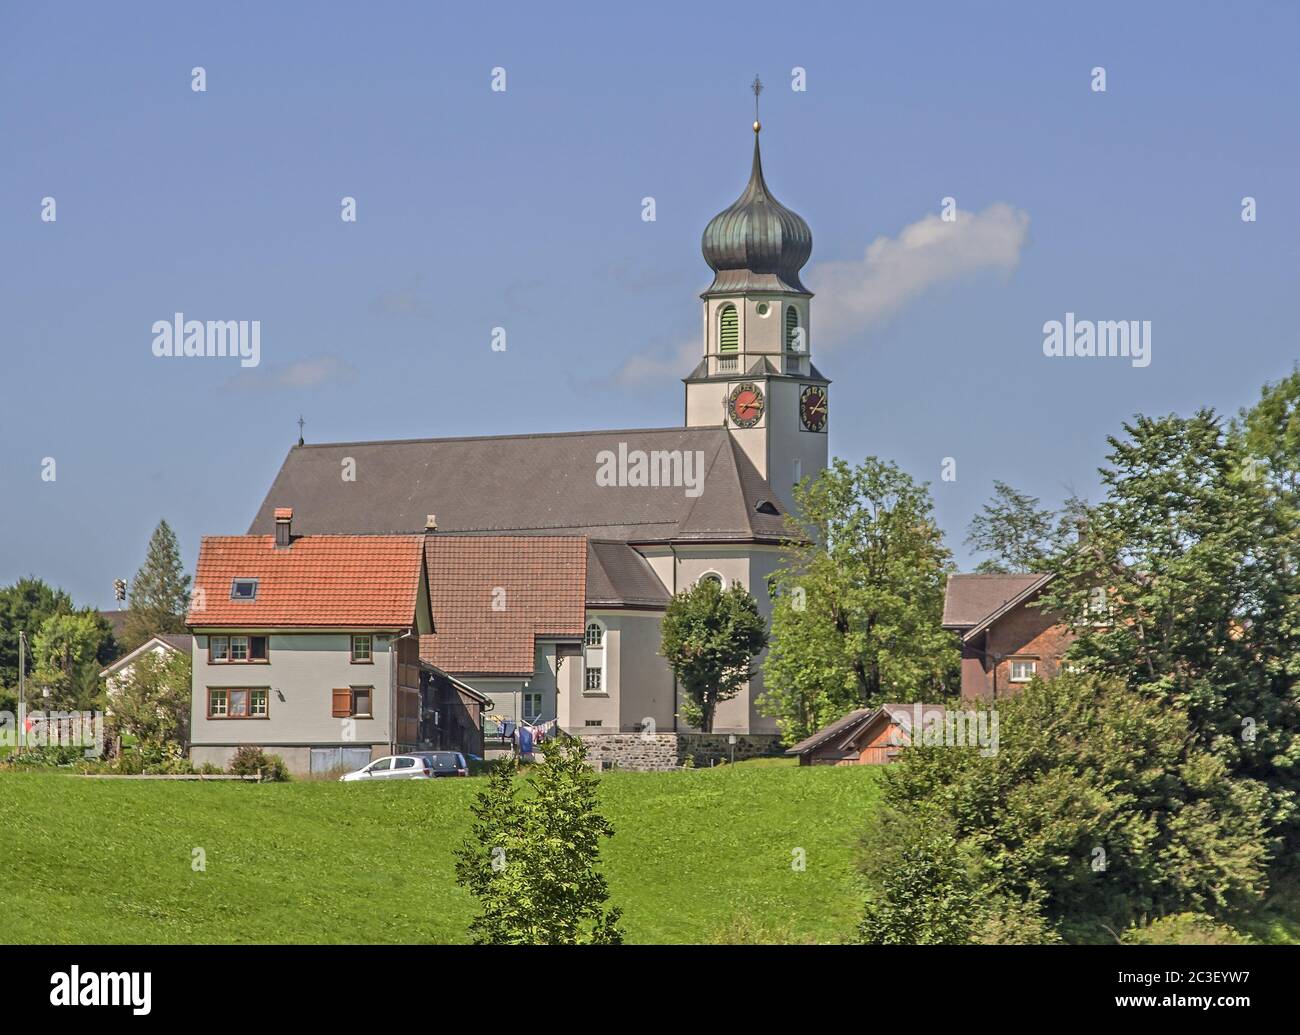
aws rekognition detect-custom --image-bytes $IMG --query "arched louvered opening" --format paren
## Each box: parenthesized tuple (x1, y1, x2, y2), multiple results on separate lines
(718, 304, 739, 353)
(785, 305, 802, 352)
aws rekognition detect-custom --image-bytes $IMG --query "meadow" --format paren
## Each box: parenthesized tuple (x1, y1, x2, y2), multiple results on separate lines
(0, 761, 881, 944)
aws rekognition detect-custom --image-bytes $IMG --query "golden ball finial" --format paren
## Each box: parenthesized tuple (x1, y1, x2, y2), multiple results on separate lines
(753, 120, 761, 133)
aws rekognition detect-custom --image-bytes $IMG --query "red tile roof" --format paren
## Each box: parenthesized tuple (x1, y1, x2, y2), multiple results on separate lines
(421, 536, 588, 675)
(188, 535, 425, 628)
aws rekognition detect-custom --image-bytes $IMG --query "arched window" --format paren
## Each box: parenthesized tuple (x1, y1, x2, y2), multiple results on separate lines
(785, 305, 802, 352)
(584, 620, 605, 693)
(718, 304, 739, 353)
(699, 572, 724, 589)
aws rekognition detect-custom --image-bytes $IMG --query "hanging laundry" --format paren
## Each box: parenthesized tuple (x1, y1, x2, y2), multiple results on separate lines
(518, 725, 534, 755)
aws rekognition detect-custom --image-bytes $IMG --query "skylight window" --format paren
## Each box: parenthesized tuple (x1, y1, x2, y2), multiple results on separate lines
(230, 578, 259, 601)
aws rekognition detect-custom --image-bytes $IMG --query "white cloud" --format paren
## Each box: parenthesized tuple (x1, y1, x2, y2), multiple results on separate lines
(809, 202, 1030, 346)
(609, 202, 1029, 383)
(224, 355, 358, 393)
(610, 337, 699, 386)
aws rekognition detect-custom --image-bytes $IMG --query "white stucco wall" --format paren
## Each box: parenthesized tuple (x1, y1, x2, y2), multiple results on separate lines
(189, 631, 394, 749)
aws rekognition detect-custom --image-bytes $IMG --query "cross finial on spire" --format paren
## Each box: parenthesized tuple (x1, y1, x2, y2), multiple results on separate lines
(297, 414, 305, 446)
(751, 74, 763, 132)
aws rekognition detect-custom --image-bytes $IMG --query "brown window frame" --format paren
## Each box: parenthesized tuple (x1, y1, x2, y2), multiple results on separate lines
(332, 686, 374, 719)
(207, 686, 270, 719)
(1007, 657, 1038, 683)
(350, 634, 373, 664)
(208, 634, 270, 665)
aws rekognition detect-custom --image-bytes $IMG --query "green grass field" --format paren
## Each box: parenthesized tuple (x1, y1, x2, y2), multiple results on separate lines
(0, 762, 882, 944)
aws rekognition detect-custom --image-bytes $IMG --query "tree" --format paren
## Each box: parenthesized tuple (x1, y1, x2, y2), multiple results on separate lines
(1038, 408, 1300, 852)
(453, 736, 623, 944)
(0, 578, 74, 703)
(110, 648, 192, 750)
(965, 480, 1057, 573)
(858, 674, 1270, 944)
(123, 520, 192, 650)
(660, 577, 767, 733)
(30, 611, 108, 710)
(761, 458, 957, 744)
(1240, 365, 1300, 500)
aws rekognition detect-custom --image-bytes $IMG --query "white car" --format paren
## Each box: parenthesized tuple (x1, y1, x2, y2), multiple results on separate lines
(340, 754, 442, 781)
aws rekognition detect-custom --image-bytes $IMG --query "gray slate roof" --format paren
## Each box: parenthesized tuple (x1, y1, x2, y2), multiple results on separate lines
(586, 540, 671, 609)
(249, 426, 790, 545)
(941, 573, 1051, 629)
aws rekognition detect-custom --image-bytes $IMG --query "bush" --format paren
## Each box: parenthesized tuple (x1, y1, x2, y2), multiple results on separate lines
(1123, 913, 1250, 945)
(1, 744, 86, 768)
(228, 745, 289, 781)
(858, 674, 1270, 944)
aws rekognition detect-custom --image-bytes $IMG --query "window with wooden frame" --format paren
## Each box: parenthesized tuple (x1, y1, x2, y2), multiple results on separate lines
(523, 691, 543, 722)
(332, 686, 373, 719)
(208, 687, 268, 719)
(208, 635, 268, 663)
(1008, 658, 1037, 683)
(350, 634, 372, 663)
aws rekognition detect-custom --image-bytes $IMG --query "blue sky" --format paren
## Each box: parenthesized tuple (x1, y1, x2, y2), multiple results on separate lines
(2, 1, 1297, 606)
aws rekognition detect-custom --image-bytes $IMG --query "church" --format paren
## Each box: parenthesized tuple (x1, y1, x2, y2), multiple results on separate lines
(187, 112, 830, 773)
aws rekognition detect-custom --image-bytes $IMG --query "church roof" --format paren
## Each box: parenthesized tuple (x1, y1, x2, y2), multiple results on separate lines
(701, 128, 812, 297)
(585, 540, 672, 609)
(249, 426, 792, 545)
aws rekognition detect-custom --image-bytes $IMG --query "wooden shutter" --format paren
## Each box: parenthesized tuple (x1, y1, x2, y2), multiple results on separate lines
(718, 304, 738, 352)
(332, 688, 353, 718)
(785, 305, 799, 350)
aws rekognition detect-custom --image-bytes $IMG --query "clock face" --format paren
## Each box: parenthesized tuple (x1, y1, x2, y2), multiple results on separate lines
(727, 382, 765, 428)
(800, 385, 828, 432)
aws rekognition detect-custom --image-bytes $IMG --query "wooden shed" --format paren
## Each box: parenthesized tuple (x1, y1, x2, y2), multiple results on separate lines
(784, 703, 950, 766)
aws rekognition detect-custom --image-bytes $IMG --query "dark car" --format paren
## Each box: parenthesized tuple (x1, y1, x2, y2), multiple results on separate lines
(412, 751, 469, 776)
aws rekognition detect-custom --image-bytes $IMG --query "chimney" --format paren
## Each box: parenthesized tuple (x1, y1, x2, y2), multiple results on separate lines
(274, 507, 293, 547)
(425, 514, 438, 533)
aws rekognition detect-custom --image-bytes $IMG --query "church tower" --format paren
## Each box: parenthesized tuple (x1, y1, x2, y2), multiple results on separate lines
(684, 88, 829, 517)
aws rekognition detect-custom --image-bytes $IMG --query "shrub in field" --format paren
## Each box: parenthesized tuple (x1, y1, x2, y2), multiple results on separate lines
(1, 744, 85, 768)
(454, 734, 621, 944)
(858, 673, 1270, 944)
(229, 745, 288, 781)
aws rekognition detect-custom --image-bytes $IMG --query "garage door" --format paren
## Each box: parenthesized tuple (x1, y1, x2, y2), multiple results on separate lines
(310, 747, 373, 774)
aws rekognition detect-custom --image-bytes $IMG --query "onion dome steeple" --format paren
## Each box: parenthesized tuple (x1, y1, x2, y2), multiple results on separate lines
(701, 84, 812, 297)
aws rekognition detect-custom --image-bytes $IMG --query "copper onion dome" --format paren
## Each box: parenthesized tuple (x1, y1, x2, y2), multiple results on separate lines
(701, 126, 813, 296)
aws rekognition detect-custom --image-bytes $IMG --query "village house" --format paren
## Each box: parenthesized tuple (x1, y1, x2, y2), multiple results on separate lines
(941, 573, 1074, 701)
(98, 633, 191, 694)
(186, 511, 492, 775)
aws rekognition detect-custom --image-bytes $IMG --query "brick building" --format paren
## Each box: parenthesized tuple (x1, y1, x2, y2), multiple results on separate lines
(941, 573, 1074, 701)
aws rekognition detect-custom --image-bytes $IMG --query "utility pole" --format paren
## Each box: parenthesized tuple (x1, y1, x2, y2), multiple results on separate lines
(16, 630, 26, 757)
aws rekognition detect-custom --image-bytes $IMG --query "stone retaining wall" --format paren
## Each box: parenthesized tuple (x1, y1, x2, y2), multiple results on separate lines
(576, 730, 784, 771)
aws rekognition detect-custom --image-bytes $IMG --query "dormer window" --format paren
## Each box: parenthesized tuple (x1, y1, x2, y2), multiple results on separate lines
(230, 578, 258, 601)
